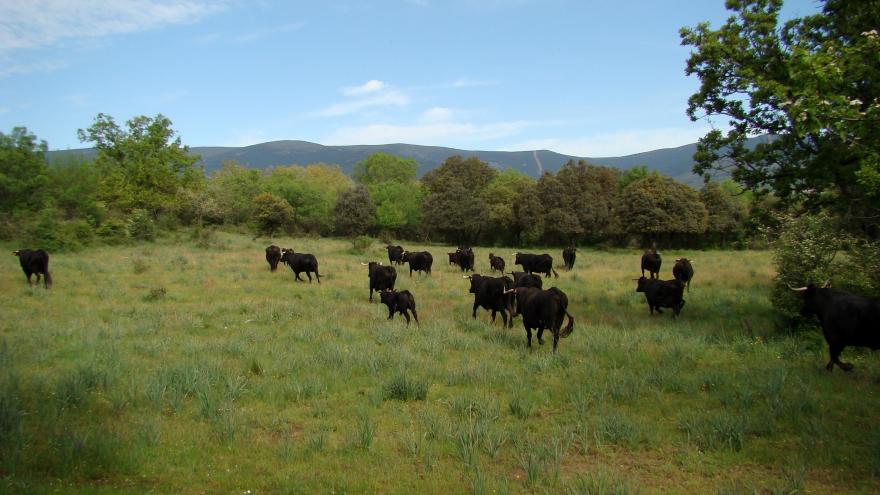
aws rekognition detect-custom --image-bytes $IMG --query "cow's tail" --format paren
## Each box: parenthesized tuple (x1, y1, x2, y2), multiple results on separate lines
(551, 268, 559, 278)
(560, 311, 574, 338)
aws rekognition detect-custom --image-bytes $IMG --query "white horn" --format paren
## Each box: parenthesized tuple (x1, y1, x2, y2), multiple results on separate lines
(787, 284, 808, 292)
(822, 279, 832, 288)
(361, 262, 368, 266)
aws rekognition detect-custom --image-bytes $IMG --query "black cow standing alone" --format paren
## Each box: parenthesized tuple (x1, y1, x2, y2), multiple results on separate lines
(513, 253, 559, 278)
(672, 258, 694, 292)
(791, 280, 880, 371)
(363, 261, 397, 302)
(488, 253, 505, 273)
(13, 249, 52, 288)
(386, 245, 405, 265)
(506, 286, 574, 352)
(562, 247, 576, 271)
(280, 249, 321, 283)
(635, 276, 684, 317)
(379, 289, 419, 326)
(402, 251, 433, 277)
(266, 245, 282, 272)
(641, 247, 662, 279)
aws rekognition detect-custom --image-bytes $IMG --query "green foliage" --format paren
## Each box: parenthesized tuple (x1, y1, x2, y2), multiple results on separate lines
(701, 181, 749, 246)
(95, 218, 129, 245)
(617, 174, 708, 242)
(333, 185, 376, 237)
(0, 127, 49, 213)
(127, 209, 156, 241)
(681, 0, 880, 234)
(46, 156, 101, 221)
(207, 161, 263, 224)
(252, 192, 294, 237)
(422, 155, 498, 242)
(370, 181, 423, 234)
(618, 165, 648, 191)
(482, 169, 535, 244)
(349, 235, 374, 254)
(354, 152, 418, 184)
(24, 207, 85, 252)
(78, 113, 202, 215)
(382, 373, 429, 401)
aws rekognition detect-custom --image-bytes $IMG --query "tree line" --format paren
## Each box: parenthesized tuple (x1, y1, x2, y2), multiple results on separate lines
(0, 114, 758, 251)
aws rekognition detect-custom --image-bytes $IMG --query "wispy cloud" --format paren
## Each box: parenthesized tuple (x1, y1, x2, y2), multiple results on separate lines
(0, 0, 226, 53)
(451, 77, 497, 88)
(502, 126, 712, 157)
(0, 58, 68, 77)
(324, 120, 536, 146)
(420, 107, 454, 122)
(64, 93, 92, 108)
(313, 80, 409, 117)
(232, 22, 304, 44)
(404, 0, 429, 6)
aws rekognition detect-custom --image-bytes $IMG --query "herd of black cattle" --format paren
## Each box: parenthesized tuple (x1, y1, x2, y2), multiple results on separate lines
(9, 243, 879, 368)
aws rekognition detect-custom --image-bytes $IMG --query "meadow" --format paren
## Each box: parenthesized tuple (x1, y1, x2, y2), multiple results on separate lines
(1, 232, 879, 494)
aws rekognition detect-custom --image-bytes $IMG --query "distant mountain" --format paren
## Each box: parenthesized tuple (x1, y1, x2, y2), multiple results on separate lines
(48, 137, 770, 185)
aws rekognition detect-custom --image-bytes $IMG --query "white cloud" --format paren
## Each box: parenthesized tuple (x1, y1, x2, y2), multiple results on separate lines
(314, 81, 409, 117)
(502, 127, 713, 157)
(404, 0, 429, 6)
(420, 107, 454, 122)
(451, 77, 496, 88)
(0, 58, 68, 77)
(232, 22, 304, 44)
(341, 79, 386, 96)
(324, 120, 535, 146)
(0, 0, 226, 53)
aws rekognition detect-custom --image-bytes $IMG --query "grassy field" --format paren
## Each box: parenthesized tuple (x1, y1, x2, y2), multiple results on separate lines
(1, 232, 879, 494)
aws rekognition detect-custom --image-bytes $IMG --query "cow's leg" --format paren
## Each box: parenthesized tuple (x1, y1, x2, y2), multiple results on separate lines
(294, 272, 304, 282)
(26, 272, 33, 286)
(472, 302, 479, 319)
(537, 328, 545, 345)
(306, 272, 313, 283)
(402, 310, 410, 326)
(410, 308, 419, 326)
(491, 310, 498, 323)
(370, 288, 374, 303)
(525, 327, 533, 348)
(827, 342, 853, 371)
(387, 307, 394, 320)
(500, 310, 508, 328)
(552, 331, 559, 353)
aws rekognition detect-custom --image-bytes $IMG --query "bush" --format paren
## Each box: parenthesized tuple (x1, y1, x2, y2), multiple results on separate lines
(24, 208, 82, 252)
(64, 219, 95, 247)
(350, 235, 373, 254)
(127, 209, 156, 241)
(96, 218, 129, 245)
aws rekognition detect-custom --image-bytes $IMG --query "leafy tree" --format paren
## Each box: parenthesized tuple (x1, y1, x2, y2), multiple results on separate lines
(370, 181, 423, 234)
(421, 155, 497, 195)
(681, 0, 880, 235)
(700, 181, 750, 246)
(207, 161, 263, 224)
(354, 152, 418, 185)
(0, 127, 49, 213)
(617, 173, 708, 244)
(555, 160, 621, 242)
(421, 156, 498, 243)
(333, 185, 376, 236)
(512, 187, 545, 246)
(77, 114, 202, 215)
(618, 165, 649, 191)
(46, 156, 102, 222)
(263, 164, 351, 234)
(482, 169, 535, 244)
(252, 192, 294, 237)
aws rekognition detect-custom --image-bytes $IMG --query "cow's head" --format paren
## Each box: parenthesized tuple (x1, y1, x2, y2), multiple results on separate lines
(12, 250, 20, 257)
(634, 276, 649, 292)
(790, 279, 831, 316)
(379, 289, 398, 306)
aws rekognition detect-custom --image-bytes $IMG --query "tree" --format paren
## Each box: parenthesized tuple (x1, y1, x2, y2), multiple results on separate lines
(700, 181, 749, 246)
(263, 164, 351, 234)
(421, 155, 497, 195)
(617, 173, 708, 244)
(333, 186, 376, 236)
(681, 0, 880, 235)
(482, 169, 535, 244)
(421, 156, 498, 243)
(353, 153, 418, 185)
(0, 127, 49, 213)
(77, 113, 202, 215)
(207, 161, 263, 224)
(252, 193, 294, 237)
(555, 160, 621, 242)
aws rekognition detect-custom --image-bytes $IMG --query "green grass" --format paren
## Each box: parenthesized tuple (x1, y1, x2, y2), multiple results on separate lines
(1, 232, 879, 493)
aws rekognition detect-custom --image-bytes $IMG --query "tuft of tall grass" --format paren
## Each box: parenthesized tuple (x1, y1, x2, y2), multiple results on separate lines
(564, 471, 639, 495)
(679, 411, 749, 452)
(382, 372, 429, 401)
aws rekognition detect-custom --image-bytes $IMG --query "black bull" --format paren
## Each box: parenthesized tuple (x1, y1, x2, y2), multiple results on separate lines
(791, 281, 880, 371)
(506, 286, 574, 352)
(514, 253, 559, 278)
(363, 262, 397, 302)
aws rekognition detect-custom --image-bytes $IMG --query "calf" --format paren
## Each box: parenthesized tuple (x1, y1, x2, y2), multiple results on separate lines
(488, 253, 505, 273)
(363, 261, 397, 302)
(402, 251, 433, 277)
(635, 276, 684, 317)
(791, 280, 880, 371)
(506, 287, 574, 352)
(641, 248, 661, 279)
(266, 245, 282, 272)
(13, 249, 52, 288)
(447, 251, 460, 267)
(672, 258, 694, 292)
(466, 274, 514, 328)
(379, 289, 419, 326)
(280, 249, 321, 283)
(562, 247, 577, 271)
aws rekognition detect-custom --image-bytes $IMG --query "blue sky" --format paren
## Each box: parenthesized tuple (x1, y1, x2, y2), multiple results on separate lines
(0, 0, 820, 157)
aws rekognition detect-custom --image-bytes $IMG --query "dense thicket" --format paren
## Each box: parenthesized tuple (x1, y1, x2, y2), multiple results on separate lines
(1, 119, 755, 251)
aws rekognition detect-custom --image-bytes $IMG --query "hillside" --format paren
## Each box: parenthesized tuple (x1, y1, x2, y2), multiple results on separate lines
(48, 137, 769, 185)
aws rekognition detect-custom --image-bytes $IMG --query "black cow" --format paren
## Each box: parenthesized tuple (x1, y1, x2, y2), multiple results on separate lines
(488, 253, 505, 273)
(13, 249, 52, 288)
(672, 258, 694, 292)
(466, 274, 514, 328)
(386, 245, 405, 265)
(791, 281, 880, 371)
(363, 261, 397, 302)
(635, 277, 684, 317)
(506, 287, 574, 352)
(456, 247, 475, 273)
(509, 271, 543, 289)
(266, 245, 282, 272)
(402, 251, 433, 277)
(447, 251, 460, 267)
(641, 248, 662, 279)
(562, 247, 577, 271)
(280, 249, 321, 283)
(379, 289, 419, 326)
(513, 252, 559, 278)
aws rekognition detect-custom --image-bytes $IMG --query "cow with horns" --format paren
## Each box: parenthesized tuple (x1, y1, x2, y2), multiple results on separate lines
(641, 247, 661, 279)
(790, 280, 880, 371)
(513, 252, 558, 278)
(672, 258, 694, 292)
(505, 286, 574, 352)
(362, 261, 397, 302)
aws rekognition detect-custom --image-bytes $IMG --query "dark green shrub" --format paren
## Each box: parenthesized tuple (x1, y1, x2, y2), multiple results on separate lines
(350, 235, 373, 254)
(382, 373, 428, 401)
(96, 218, 129, 245)
(24, 208, 81, 252)
(127, 209, 156, 241)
